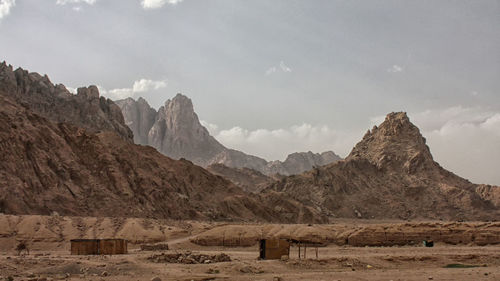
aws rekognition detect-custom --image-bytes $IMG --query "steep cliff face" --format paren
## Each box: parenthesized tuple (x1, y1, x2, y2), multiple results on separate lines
(0, 62, 133, 141)
(268, 112, 500, 221)
(115, 95, 340, 175)
(147, 94, 226, 164)
(114, 97, 157, 144)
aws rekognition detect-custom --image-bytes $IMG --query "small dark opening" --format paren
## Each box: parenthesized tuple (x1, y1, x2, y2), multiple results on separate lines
(259, 239, 266, 259)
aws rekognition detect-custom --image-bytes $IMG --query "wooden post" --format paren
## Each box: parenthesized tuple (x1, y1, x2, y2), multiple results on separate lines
(304, 244, 307, 259)
(315, 247, 318, 259)
(298, 243, 301, 259)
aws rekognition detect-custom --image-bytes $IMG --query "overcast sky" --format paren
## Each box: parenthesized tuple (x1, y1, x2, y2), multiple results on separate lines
(1, 0, 499, 185)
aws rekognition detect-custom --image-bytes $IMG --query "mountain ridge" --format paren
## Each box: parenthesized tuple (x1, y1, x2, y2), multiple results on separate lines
(0, 62, 133, 142)
(267, 112, 500, 221)
(115, 95, 341, 175)
(0, 66, 325, 223)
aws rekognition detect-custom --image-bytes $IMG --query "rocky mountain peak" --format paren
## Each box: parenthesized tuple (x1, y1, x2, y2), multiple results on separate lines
(148, 93, 225, 162)
(137, 96, 149, 104)
(348, 112, 434, 174)
(162, 93, 198, 132)
(116, 94, 341, 174)
(0, 62, 133, 141)
(77, 85, 100, 99)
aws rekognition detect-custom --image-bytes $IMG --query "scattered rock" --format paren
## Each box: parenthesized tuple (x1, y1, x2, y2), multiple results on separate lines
(239, 265, 264, 274)
(206, 268, 220, 274)
(151, 277, 162, 281)
(148, 252, 231, 264)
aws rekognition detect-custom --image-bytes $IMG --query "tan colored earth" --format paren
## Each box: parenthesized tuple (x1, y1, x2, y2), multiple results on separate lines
(1, 214, 499, 281)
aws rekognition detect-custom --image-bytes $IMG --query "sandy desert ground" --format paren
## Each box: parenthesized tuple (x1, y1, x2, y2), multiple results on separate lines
(0, 214, 499, 281)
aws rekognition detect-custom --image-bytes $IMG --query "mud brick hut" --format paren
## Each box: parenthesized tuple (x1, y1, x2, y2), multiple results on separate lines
(259, 238, 290, 260)
(70, 239, 127, 255)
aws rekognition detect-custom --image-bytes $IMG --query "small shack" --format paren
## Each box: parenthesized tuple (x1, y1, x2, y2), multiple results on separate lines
(259, 238, 290, 260)
(70, 239, 127, 255)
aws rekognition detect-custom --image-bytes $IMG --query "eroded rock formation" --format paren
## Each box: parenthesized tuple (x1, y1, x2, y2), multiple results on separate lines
(267, 112, 500, 221)
(115, 95, 341, 175)
(0, 62, 133, 141)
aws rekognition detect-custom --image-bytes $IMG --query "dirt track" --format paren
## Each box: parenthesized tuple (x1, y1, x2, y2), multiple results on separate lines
(0, 245, 499, 280)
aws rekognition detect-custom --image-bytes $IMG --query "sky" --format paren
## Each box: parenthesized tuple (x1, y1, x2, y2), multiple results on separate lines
(0, 0, 499, 185)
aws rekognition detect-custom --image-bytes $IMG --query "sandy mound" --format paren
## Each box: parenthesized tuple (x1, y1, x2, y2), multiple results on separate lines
(191, 221, 500, 247)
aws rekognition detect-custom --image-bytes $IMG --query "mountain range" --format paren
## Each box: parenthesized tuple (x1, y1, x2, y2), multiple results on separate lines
(115, 95, 341, 176)
(0, 61, 498, 222)
(0, 62, 322, 223)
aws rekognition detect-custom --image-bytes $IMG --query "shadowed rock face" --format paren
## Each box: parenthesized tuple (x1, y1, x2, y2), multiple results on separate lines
(268, 112, 500, 221)
(115, 95, 341, 175)
(148, 94, 227, 163)
(115, 97, 157, 144)
(0, 62, 133, 141)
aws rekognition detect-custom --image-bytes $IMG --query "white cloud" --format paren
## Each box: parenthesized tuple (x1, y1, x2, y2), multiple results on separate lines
(200, 120, 219, 135)
(56, 0, 96, 5)
(141, 0, 184, 10)
(208, 123, 360, 161)
(265, 67, 277, 75)
(265, 61, 292, 75)
(387, 64, 403, 73)
(132, 79, 167, 92)
(279, 61, 292, 72)
(106, 88, 134, 99)
(98, 78, 167, 100)
(66, 86, 77, 94)
(0, 0, 16, 21)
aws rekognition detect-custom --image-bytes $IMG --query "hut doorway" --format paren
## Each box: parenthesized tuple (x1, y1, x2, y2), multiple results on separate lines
(259, 239, 266, 259)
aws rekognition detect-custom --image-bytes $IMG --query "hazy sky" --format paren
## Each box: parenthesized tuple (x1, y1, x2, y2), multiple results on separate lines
(1, 0, 499, 184)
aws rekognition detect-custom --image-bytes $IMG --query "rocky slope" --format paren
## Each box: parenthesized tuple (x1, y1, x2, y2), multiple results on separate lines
(207, 164, 283, 193)
(0, 62, 133, 141)
(0, 65, 324, 223)
(267, 112, 500, 221)
(115, 95, 341, 175)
